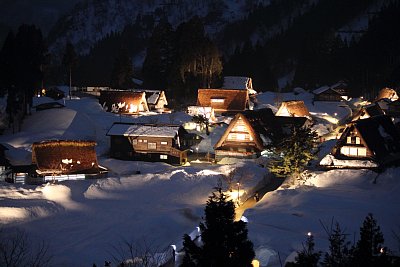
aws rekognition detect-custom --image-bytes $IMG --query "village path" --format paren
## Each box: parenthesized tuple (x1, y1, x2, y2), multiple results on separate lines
(235, 174, 285, 221)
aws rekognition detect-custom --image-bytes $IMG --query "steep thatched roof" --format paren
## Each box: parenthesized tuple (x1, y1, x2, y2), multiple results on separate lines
(214, 108, 280, 150)
(352, 103, 385, 121)
(99, 91, 149, 113)
(334, 115, 400, 163)
(376, 87, 399, 101)
(32, 140, 101, 175)
(197, 88, 249, 112)
(275, 100, 311, 117)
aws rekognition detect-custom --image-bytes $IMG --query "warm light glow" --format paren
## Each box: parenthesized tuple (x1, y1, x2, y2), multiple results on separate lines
(252, 259, 260, 267)
(128, 104, 138, 113)
(307, 232, 312, 237)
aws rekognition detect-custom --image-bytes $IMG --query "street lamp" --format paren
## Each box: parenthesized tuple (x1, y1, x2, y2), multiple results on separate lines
(236, 182, 240, 205)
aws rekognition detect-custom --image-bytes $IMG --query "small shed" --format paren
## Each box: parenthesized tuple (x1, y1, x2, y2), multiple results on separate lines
(320, 115, 400, 169)
(275, 100, 311, 118)
(99, 90, 149, 113)
(32, 140, 107, 181)
(107, 123, 189, 165)
(197, 88, 249, 114)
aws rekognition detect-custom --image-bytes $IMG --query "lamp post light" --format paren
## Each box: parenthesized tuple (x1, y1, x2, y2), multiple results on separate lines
(236, 182, 240, 205)
(196, 146, 199, 160)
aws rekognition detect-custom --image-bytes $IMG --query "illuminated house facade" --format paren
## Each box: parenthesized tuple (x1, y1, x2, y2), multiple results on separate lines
(99, 90, 149, 113)
(320, 115, 400, 169)
(107, 123, 189, 165)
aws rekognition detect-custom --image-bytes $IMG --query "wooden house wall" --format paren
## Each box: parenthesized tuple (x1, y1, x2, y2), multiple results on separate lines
(109, 135, 187, 164)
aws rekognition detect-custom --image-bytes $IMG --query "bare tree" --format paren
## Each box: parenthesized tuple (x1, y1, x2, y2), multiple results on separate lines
(109, 237, 172, 267)
(0, 228, 52, 267)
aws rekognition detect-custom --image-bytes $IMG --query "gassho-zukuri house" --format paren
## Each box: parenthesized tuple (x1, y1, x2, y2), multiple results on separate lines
(106, 123, 190, 165)
(213, 108, 308, 161)
(32, 140, 108, 182)
(99, 90, 149, 113)
(320, 115, 400, 169)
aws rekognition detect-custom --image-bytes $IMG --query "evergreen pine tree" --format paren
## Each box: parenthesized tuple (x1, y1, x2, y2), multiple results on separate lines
(322, 222, 351, 267)
(142, 20, 174, 89)
(181, 187, 255, 267)
(268, 126, 318, 184)
(293, 233, 321, 267)
(350, 213, 389, 266)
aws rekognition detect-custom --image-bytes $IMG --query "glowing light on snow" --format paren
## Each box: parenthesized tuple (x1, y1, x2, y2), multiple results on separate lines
(240, 216, 248, 223)
(0, 207, 29, 222)
(196, 169, 221, 176)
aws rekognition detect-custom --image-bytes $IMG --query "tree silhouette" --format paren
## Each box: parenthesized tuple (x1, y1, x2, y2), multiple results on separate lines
(181, 187, 254, 267)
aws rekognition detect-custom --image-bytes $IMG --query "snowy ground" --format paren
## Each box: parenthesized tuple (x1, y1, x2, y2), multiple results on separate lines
(0, 90, 399, 266)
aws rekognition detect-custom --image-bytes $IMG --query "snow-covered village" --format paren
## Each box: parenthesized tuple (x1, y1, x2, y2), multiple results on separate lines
(0, 1, 400, 267)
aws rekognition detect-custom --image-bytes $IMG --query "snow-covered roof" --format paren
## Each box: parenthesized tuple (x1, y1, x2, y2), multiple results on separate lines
(223, 76, 251, 90)
(312, 85, 331, 95)
(107, 123, 180, 138)
(130, 90, 163, 105)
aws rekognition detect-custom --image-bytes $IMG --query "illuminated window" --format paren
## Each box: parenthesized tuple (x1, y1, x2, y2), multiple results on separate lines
(211, 98, 225, 103)
(148, 143, 156, 149)
(139, 140, 143, 143)
(131, 139, 137, 145)
(160, 155, 168, 159)
(346, 136, 352, 144)
(143, 140, 147, 143)
(160, 141, 168, 145)
(358, 147, 367, 157)
(228, 133, 236, 140)
(349, 147, 358, 156)
(355, 137, 360, 144)
(341, 146, 367, 157)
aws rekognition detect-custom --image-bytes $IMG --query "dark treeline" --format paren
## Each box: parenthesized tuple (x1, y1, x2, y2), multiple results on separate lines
(142, 16, 222, 105)
(0, 24, 47, 131)
(224, 0, 400, 96)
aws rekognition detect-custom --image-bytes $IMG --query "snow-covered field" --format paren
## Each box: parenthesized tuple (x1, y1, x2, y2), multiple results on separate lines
(0, 90, 399, 266)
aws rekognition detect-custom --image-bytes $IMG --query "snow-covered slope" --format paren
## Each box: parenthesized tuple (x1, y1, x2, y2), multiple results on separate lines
(0, 94, 399, 266)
